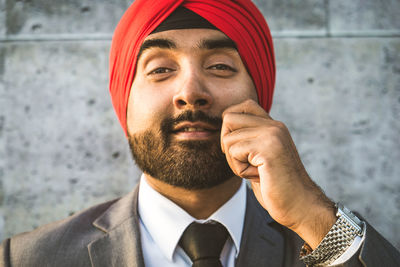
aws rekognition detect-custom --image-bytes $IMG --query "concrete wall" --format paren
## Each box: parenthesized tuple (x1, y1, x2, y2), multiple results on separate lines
(1, 0, 399, 249)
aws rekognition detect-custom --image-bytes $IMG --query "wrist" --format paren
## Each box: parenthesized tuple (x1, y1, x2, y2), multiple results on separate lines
(299, 203, 365, 265)
(292, 200, 336, 249)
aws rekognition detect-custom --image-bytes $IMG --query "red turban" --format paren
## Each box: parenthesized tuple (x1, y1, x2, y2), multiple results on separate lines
(109, 0, 275, 135)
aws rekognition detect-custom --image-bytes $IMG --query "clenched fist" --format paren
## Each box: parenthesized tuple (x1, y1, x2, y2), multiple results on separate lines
(221, 99, 336, 249)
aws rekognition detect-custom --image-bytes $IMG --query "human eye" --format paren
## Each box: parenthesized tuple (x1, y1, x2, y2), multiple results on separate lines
(145, 65, 176, 81)
(206, 63, 238, 78)
(143, 55, 177, 79)
(208, 64, 237, 72)
(144, 66, 176, 82)
(148, 67, 174, 75)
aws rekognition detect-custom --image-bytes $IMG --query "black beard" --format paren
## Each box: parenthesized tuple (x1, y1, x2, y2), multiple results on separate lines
(128, 110, 235, 190)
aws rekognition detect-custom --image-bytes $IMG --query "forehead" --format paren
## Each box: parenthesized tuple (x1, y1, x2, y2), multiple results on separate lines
(146, 28, 228, 41)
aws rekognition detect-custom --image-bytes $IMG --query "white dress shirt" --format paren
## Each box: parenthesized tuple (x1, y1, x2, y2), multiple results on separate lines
(137, 174, 364, 266)
(138, 175, 246, 267)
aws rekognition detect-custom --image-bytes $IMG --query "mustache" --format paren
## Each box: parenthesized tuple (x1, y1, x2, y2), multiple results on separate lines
(161, 110, 222, 134)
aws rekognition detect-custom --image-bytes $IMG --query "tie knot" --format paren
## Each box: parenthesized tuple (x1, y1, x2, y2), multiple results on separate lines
(179, 222, 229, 267)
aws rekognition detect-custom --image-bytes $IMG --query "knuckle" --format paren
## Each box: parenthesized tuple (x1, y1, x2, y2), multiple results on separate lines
(227, 143, 237, 156)
(244, 99, 257, 106)
(269, 125, 282, 136)
(243, 99, 257, 111)
(274, 120, 286, 130)
(221, 134, 231, 147)
(268, 121, 287, 136)
(224, 112, 233, 120)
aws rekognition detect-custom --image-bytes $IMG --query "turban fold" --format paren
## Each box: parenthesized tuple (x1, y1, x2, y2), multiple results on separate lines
(109, 0, 275, 135)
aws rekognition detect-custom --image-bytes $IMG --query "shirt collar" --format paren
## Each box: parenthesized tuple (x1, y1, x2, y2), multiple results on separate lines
(138, 174, 247, 261)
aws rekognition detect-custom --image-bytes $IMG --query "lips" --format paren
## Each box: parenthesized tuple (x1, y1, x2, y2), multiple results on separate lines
(181, 127, 208, 132)
(172, 122, 219, 133)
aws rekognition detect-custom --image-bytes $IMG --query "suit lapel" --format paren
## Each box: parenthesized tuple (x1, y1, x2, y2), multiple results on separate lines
(235, 187, 284, 267)
(86, 184, 286, 267)
(88, 185, 145, 267)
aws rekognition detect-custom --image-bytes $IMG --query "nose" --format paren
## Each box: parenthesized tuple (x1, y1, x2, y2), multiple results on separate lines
(173, 68, 212, 110)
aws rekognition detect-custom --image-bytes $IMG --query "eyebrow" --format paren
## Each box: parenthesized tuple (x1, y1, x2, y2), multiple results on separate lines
(137, 38, 177, 59)
(198, 37, 237, 50)
(137, 36, 237, 60)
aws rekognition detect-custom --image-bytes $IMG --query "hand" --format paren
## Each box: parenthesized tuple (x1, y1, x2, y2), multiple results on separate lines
(221, 99, 336, 249)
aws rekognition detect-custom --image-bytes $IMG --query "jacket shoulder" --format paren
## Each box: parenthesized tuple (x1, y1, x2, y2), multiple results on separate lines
(2, 198, 120, 267)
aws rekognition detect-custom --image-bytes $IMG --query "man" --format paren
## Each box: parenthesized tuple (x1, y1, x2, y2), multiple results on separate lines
(1, 0, 399, 266)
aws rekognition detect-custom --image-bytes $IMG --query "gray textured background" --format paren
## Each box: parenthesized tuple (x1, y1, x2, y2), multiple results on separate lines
(1, 0, 399, 249)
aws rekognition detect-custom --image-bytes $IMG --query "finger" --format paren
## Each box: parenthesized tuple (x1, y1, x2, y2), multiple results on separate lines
(226, 155, 259, 179)
(220, 113, 275, 149)
(221, 126, 259, 154)
(222, 112, 271, 132)
(225, 139, 261, 178)
(222, 99, 272, 119)
(220, 113, 284, 154)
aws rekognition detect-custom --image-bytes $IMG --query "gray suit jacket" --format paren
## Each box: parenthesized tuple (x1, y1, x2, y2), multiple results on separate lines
(1, 185, 399, 267)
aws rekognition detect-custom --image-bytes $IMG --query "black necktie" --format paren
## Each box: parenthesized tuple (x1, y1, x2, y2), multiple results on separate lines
(179, 222, 229, 267)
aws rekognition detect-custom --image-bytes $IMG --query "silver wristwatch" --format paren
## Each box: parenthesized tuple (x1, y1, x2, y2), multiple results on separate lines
(336, 203, 363, 236)
(300, 203, 364, 266)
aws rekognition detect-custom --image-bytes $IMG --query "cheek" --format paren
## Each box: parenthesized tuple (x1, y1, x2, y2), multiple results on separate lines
(127, 88, 172, 134)
(248, 85, 259, 102)
(242, 73, 258, 101)
(208, 76, 257, 109)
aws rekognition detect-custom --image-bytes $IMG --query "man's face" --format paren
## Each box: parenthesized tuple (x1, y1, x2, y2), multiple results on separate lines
(127, 28, 258, 189)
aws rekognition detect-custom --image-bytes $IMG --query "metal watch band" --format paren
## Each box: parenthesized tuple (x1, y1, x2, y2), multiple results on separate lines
(299, 203, 364, 266)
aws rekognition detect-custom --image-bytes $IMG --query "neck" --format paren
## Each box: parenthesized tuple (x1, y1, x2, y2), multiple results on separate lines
(143, 174, 242, 219)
